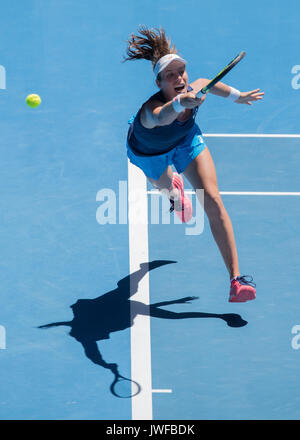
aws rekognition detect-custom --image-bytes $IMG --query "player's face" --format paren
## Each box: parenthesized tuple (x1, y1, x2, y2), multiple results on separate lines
(156, 60, 188, 100)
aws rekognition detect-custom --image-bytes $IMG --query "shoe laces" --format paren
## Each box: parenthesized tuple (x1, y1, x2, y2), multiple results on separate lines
(169, 200, 174, 213)
(235, 275, 256, 287)
(169, 199, 184, 213)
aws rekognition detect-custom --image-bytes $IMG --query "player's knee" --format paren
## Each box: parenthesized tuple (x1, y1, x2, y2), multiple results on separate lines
(148, 171, 172, 191)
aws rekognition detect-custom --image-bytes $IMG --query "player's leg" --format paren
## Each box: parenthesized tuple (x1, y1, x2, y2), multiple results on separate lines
(147, 165, 178, 200)
(127, 141, 192, 221)
(148, 166, 193, 222)
(183, 147, 240, 280)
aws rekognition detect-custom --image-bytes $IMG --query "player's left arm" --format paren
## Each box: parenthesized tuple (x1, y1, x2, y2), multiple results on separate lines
(191, 78, 264, 105)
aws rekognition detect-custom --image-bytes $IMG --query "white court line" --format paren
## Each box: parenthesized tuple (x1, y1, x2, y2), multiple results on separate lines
(220, 192, 300, 196)
(202, 133, 300, 138)
(128, 160, 153, 420)
(148, 190, 300, 196)
(152, 389, 173, 393)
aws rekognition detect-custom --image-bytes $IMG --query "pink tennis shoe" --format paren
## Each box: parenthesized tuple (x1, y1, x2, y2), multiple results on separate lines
(169, 172, 193, 223)
(229, 275, 256, 303)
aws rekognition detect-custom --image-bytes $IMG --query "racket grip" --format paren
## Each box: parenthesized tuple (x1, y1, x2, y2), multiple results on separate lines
(196, 89, 207, 98)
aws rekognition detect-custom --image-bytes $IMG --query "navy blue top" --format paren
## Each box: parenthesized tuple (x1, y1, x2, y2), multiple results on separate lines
(127, 85, 199, 156)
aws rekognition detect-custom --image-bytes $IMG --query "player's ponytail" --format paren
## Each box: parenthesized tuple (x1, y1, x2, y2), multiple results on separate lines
(122, 25, 178, 79)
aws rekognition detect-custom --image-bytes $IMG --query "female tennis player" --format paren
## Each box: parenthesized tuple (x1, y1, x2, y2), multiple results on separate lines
(123, 26, 264, 302)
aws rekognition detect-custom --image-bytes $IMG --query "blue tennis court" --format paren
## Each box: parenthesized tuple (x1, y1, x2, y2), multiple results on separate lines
(0, 0, 300, 421)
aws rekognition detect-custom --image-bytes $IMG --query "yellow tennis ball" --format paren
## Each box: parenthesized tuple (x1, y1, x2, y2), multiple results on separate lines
(26, 94, 41, 108)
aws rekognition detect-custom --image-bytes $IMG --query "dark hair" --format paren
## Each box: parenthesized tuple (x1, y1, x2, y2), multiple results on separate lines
(122, 25, 178, 80)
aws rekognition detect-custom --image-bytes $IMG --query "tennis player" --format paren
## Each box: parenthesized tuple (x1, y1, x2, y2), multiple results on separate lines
(123, 26, 264, 302)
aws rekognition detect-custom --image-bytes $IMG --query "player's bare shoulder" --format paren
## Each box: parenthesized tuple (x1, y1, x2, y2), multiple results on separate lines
(140, 97, 164, 129)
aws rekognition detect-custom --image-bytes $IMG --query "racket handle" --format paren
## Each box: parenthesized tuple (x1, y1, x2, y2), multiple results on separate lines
(196, 89, 207, 98)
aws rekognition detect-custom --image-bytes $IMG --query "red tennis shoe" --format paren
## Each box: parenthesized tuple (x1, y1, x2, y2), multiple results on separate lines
(229, 275, 256, 303)
(169, 173, 193, 223)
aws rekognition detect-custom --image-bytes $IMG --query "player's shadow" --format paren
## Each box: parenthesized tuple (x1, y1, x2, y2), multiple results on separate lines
(38, 260, 247, 397)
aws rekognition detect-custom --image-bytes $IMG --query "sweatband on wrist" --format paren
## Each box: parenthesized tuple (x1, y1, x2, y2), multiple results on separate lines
(172, 94, 185, 113)
(227, 86, 241, 102)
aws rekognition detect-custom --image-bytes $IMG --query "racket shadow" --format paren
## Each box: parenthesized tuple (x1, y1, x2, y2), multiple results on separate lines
(37, 260, 247, 398)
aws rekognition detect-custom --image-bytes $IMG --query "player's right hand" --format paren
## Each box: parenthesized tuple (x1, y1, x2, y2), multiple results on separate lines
(180, 91, 206, 109)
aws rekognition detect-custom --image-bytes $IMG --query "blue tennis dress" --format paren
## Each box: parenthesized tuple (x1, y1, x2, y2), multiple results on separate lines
(126, 85, 207, 180)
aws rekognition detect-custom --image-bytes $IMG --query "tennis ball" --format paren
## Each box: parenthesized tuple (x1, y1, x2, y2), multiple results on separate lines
(26, 94, 41, 108)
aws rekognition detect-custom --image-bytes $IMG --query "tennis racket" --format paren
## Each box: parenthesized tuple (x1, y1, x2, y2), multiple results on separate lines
(110, 366, 141, 398)
(196, 51, 246, 97)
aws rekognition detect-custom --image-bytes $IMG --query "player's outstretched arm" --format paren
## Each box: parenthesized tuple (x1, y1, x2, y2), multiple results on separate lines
(208, 81, 264, 104)
(193, 78, 264, 104)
